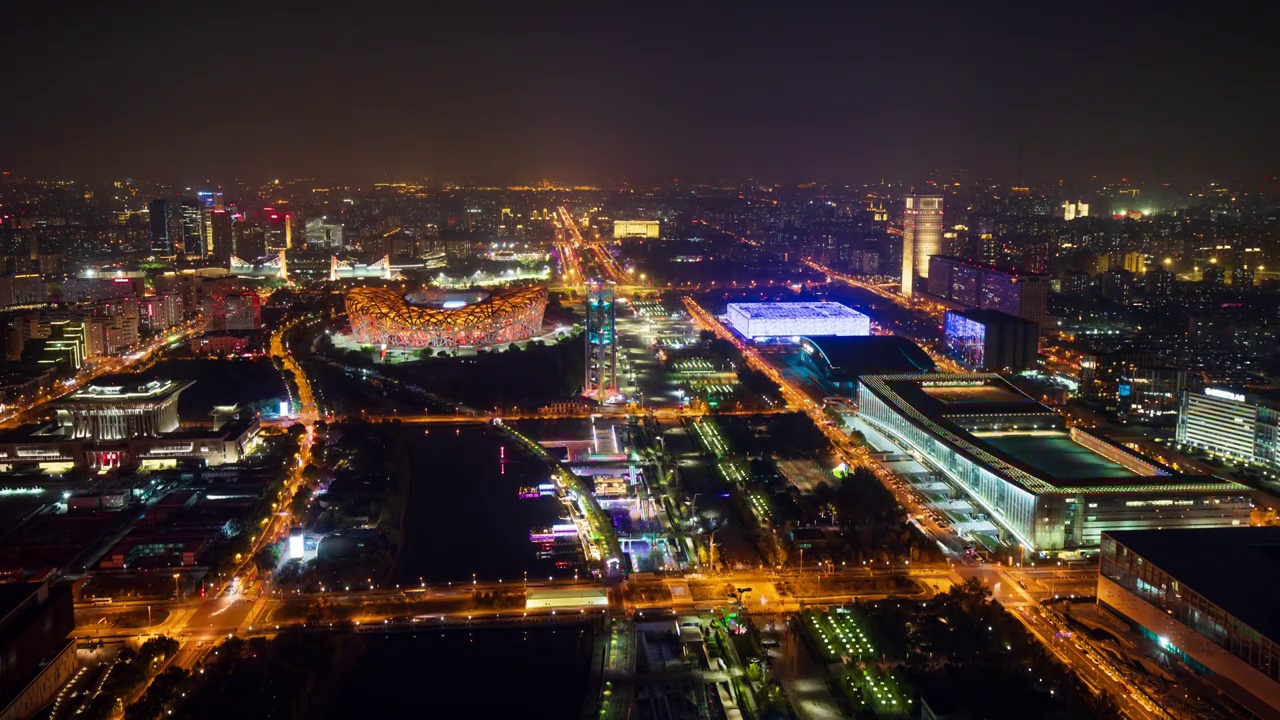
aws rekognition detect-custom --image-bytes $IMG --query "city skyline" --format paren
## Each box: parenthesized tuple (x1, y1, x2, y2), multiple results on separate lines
(4, 2, 1276, 184)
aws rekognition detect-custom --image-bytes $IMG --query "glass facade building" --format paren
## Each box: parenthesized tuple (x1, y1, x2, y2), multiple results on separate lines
(1098, 529, 1280, 716)
(1177, 388, 1280, 476)
(857, 374, 1251, 550)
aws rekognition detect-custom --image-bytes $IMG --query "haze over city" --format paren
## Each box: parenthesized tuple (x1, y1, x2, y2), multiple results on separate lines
(4, 1, 1278, 183)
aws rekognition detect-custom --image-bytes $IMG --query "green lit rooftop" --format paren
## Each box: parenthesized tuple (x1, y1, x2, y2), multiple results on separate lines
(976, 431, 1138, 480)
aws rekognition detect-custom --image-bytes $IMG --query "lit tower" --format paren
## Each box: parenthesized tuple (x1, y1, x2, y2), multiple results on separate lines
(584, 281, 618, 400)
(180, 200, 206, 257)
(900, 193, 943, 298)
(149, 199, 172, 256)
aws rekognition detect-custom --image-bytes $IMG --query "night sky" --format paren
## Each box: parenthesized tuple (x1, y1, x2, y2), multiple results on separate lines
(4, 1, 1276, 184)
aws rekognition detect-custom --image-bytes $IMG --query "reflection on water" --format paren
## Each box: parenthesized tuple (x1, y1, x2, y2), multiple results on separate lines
(395, 425, 584, 584)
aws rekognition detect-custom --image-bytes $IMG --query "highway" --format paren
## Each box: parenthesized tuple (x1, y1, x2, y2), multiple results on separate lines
(360, 405, 792, 424)
(558, 205, 629, 284)
(73, 567, 954, 649)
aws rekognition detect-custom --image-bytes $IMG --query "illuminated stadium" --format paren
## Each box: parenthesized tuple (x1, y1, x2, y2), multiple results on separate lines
(345, 285, 548, 349)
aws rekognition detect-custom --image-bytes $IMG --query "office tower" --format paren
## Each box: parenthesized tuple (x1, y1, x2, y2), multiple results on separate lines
(209, 210, 233, 261)
(1178, 387, 1280, 472)
(197, 191, 225, 211)
(1118, 367, 1186, 423)
(148, 199, 172, 255)
(1080, 350, 1150, 405)
(584, 281, 617, 400)
(927, 255, 1050, 331)
(180, 200, 205, 257)
(232, 223, 267, 260)
(263, 211, 290, 252)
(900, 194, 943, 298)
(1022, 241, 1049, 273)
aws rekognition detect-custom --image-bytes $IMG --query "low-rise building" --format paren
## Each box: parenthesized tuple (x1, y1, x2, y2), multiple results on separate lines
(1099, 529, 1280, 718)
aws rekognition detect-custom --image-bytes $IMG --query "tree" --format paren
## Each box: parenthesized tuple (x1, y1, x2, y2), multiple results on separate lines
(254, 543, 283, 572)
(291, 486, 314, 516)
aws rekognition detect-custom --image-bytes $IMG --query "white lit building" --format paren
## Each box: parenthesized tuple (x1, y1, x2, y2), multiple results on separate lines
(1063, 200, 1090, 221)
(613, 220, 660, 239)
(1177, 387, 1280, 474)
(725, 302, 870, 340)
(901, 194, 943, 298)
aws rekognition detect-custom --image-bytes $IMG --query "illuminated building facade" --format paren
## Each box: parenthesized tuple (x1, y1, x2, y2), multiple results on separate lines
(148, 199, 171, 255)
(613, 220, 660, 239)
(900, 194, 943, 298)
(726, 302, 870, 340)
(0, 384, 259, 471)
(180, 200, 206, 257)
(345, 285, 547, 350)
(1117, 367, 1186, 424)
(52, 380, 189, 440)
(1098, 528, 1280, 716)
(584, 282, 617, 400)
(1177, 387, 1280, 474)
(943, 308, 1038, 371)
(856, 373, 1250, 550)
(1063, 200, 1089, 220)
(928, 255, 1050, 331)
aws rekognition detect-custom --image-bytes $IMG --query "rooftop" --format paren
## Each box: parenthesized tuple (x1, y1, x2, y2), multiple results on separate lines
(893, 376, 1054, 419)
(61, 379, 193, 403)
(801, 336, 936, 377)
(861, 373, 1248, 495)
(931, 255, 1049, 279)
(948, 307, 1038, 326)
(1105, 528, 1280, 644)
(977, 431, 1137, 480)
(727, 301, 868, 321)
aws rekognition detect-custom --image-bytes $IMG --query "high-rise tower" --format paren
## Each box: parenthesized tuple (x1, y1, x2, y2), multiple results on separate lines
(584, 281, 618, 401)
(148, 199, 172, 256)
(180, 200, 205, 257)
(900, 194, 943, 298)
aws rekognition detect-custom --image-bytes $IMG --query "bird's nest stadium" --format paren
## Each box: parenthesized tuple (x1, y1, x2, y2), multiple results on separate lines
(345, 286, 549, 349)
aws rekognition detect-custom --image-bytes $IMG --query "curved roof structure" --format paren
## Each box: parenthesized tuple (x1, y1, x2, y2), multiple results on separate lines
(345, 285, 548, 349)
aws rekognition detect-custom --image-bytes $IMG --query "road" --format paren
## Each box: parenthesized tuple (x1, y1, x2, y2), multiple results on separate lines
(72, 567, 951, 648)
(559, 205, 629, 284)
(212, 316, 322, 596)
(360, 406, 792, 424)
(680, 295, 1167, 718)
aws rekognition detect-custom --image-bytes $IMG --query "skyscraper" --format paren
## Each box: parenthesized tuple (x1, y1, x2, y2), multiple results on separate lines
(148, 199, 172, 256)
(900, 194, 943, 298)
(180, 200, 205, 257)
(584, 281, 617, 400)
(209, 210, 233, 261)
